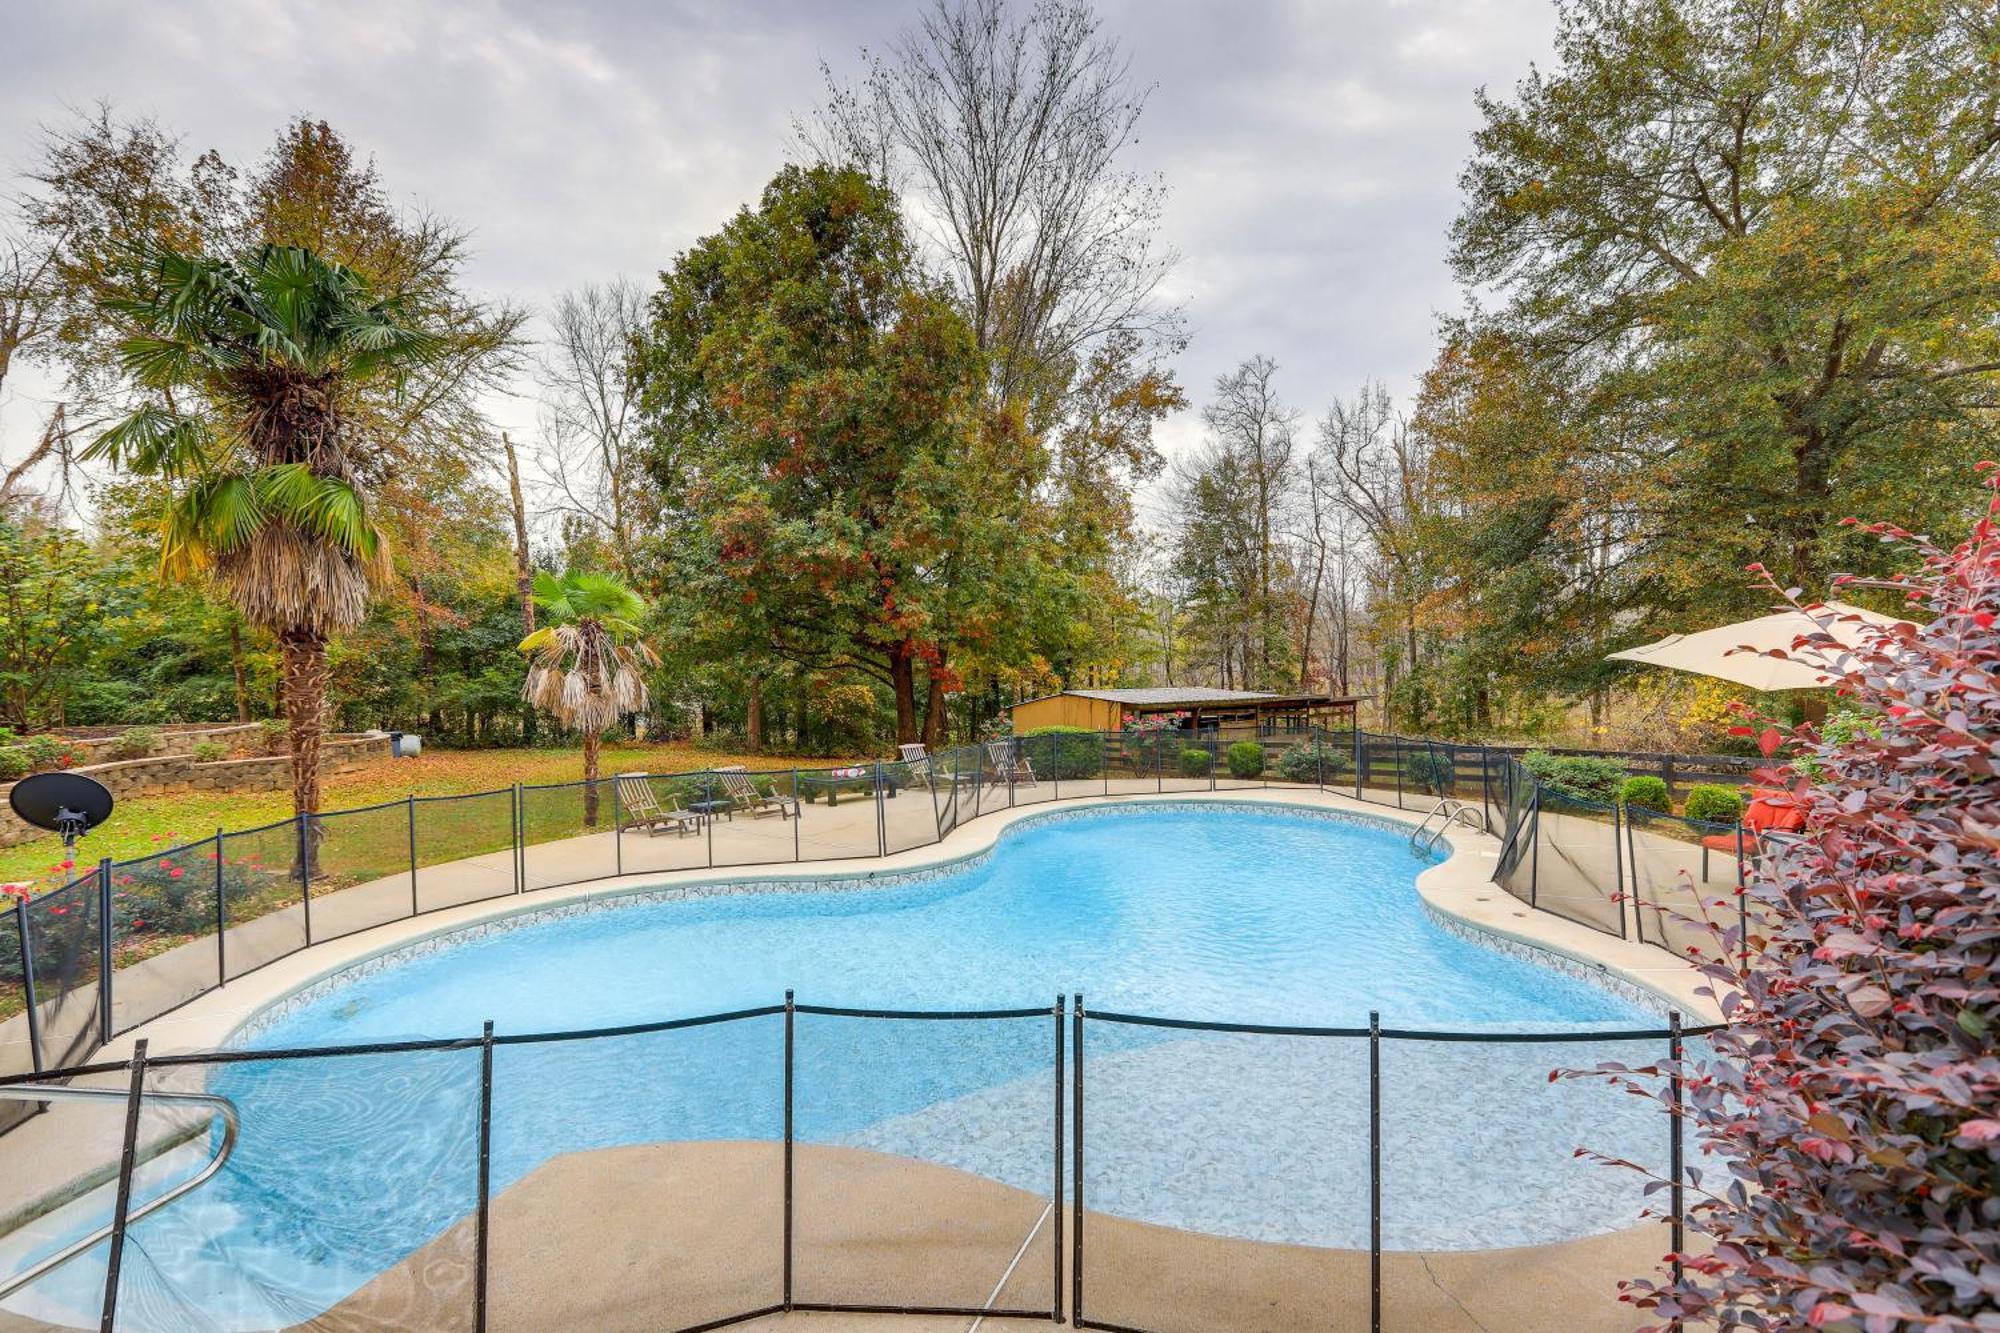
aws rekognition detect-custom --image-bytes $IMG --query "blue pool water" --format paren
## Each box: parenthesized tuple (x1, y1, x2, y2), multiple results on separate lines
(9, 803, 1673, 1329)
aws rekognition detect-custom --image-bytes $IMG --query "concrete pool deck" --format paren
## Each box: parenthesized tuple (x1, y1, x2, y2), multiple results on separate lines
(0, 786, 1719, 1331)
(314, 1140, 1668, 1332)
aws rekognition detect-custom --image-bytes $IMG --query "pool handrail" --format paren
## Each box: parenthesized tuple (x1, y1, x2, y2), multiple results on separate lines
(0, 1081, 240, 1301)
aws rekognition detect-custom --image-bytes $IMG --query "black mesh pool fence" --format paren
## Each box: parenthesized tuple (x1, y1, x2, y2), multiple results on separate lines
(0, 998, 1719, 1333)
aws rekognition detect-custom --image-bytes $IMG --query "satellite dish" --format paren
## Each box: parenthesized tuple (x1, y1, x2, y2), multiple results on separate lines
(10, 772, 114, 850)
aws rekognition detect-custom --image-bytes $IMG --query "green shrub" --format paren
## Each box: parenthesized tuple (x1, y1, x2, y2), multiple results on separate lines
(192, 739, 228, 763)
(258, 718, 289, 754)
(1620, 775, 1670, 812)
(20, 734, 73, 773)
(1178, 746, 1213, 778)
(1275, 740, 1350, 784)
(1405, 748, 1455, 795)
(1226, 740, 1265, 780)
(1022, 726, 1104, 780)
(0, 748, 27, 781)
(1683, 783, 1746, 824)
(1791, 707, 1884, 781)
(108, 725, 162, 760)
(1522, 750, 1626, 803)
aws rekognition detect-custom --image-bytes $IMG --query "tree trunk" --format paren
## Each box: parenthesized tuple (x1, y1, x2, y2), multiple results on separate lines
(280, 627, 328, 817)
(230, 621, 251, 723)
(920, 654, 949, 747)
(889, 646, 919, 744)
(582, 729, 602, 827)
(746, 676, 764, 754)
(504, 434, 535, 634)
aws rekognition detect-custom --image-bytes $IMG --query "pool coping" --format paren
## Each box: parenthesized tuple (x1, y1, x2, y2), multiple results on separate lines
(91, 786, 1717, 1063)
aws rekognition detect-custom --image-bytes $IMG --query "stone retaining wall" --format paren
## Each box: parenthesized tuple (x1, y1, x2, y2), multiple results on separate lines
(0, 732, 391, 847)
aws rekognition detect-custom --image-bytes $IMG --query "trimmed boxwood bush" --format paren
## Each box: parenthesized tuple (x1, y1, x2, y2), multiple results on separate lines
(1022, 726, 1103, 780)
(1405, 748, 1454, 795)
(1275, 740, 1349, 784)
(1682, 783, 1745, 824)
(1620, 775, 1670, 812)
(1225, 740, 1264, 780)
(1178, 746, 1212, 778)
(1522, 750, 1626, 803)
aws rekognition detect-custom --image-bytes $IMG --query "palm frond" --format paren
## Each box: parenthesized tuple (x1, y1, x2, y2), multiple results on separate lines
(85, 407, 218, 477)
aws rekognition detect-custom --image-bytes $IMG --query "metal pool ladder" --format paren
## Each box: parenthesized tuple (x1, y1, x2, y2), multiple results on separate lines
(0, 1082, 240, 1300)
(1410, 797, 1484, 854)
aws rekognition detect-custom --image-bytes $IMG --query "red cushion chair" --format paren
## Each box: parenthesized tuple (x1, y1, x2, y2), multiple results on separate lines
(1699, 789, 1804, 880)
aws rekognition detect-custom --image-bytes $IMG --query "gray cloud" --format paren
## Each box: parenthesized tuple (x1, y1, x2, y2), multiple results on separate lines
(0, 0, 1555, 479)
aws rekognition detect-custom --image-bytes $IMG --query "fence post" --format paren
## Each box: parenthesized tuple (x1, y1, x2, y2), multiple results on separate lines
(476, 1019, 494, 1333)
(1316, 730, 1326, 790)
(1354, 730, 1364, 802)
(783, 988, 795, 1311)
(705, 773, 715, 868)
(613, 776, 624, 876)
(1669, 1010, 1685, 1289)
(1007, 743, 1016, 808)
(1053, 994, 1066, 1325)
(1627, 810, 1647, 948)
(876, 761, 887, 857)
(792, 769, 802, 861)
(408, 795, 420, 917)
(1394, 740, 1404, 809)
(511, 785, 523, 893)
(1368, 1010, 1382, 1333)
(1071, 994, 1084, 1325)
(297, 815, 314, 945)
(99, 1037, 148, 1331)
(97, 856, 113, 1046)
(1613, 801, 1628, 939)
(214, 827, 227, 984)
(1736, 824, 1749, 963)
(15, 897, 42, 1073)
(1528, 790, 1541, 907)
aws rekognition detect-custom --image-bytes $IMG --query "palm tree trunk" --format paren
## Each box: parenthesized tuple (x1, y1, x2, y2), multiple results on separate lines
(582, 729, 602, 827)
(280, 627, 328, 819)
(230, 621, 251, 723)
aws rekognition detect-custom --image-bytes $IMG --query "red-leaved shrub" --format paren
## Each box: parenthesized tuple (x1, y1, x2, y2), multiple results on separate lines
(1601, 476, 2000, 1331)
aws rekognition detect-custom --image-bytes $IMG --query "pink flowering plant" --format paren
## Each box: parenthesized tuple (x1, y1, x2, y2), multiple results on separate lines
(1121, 710, 1193, 766)
(1589, 477, 2000, 1330)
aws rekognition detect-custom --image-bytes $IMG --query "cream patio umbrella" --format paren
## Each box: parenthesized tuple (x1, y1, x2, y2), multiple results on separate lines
(1607, 601, 1912, 691)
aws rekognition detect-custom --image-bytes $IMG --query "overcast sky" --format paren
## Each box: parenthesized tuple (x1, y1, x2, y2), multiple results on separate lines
(0, 0, 1555, 512)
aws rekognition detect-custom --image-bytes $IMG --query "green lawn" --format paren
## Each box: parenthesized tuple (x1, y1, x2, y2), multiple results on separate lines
(0, 741, 833, 893)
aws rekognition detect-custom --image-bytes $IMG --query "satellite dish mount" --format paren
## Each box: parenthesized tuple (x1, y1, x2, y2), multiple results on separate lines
(10, 772, 115, 857)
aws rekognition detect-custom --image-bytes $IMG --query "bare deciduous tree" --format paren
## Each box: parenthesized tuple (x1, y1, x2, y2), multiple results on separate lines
(803, 0, 1182, 409)
(535, 279, 646, 576)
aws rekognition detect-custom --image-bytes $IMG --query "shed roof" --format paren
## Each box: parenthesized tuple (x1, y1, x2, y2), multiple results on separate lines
(1012, 687, 1363, 709)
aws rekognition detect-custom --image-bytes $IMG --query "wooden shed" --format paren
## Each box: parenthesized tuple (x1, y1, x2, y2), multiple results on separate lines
(1009, 687, 1361, 739)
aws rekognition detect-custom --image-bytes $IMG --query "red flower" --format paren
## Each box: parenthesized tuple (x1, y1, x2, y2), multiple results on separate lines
(168, 868, 184, 879)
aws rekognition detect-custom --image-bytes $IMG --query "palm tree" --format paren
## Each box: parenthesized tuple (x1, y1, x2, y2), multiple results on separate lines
(87, 242, 448, 816)
(519, 569, 659, 823)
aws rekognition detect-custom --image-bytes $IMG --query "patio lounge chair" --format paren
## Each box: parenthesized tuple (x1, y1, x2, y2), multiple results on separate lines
(898, 743, 977, 791)
(614, 773, 705, 838)
(985, 738, 1038, 787)
(715, 766, 801, 820)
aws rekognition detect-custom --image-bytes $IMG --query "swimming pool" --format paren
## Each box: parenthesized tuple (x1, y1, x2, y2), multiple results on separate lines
(7, 802, 1672, 1329)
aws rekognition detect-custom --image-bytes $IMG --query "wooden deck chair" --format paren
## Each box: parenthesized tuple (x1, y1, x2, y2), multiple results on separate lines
(614, 773, 704, 838)
(985, 738, 1038, 787)
(714, 766, 800, 820)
